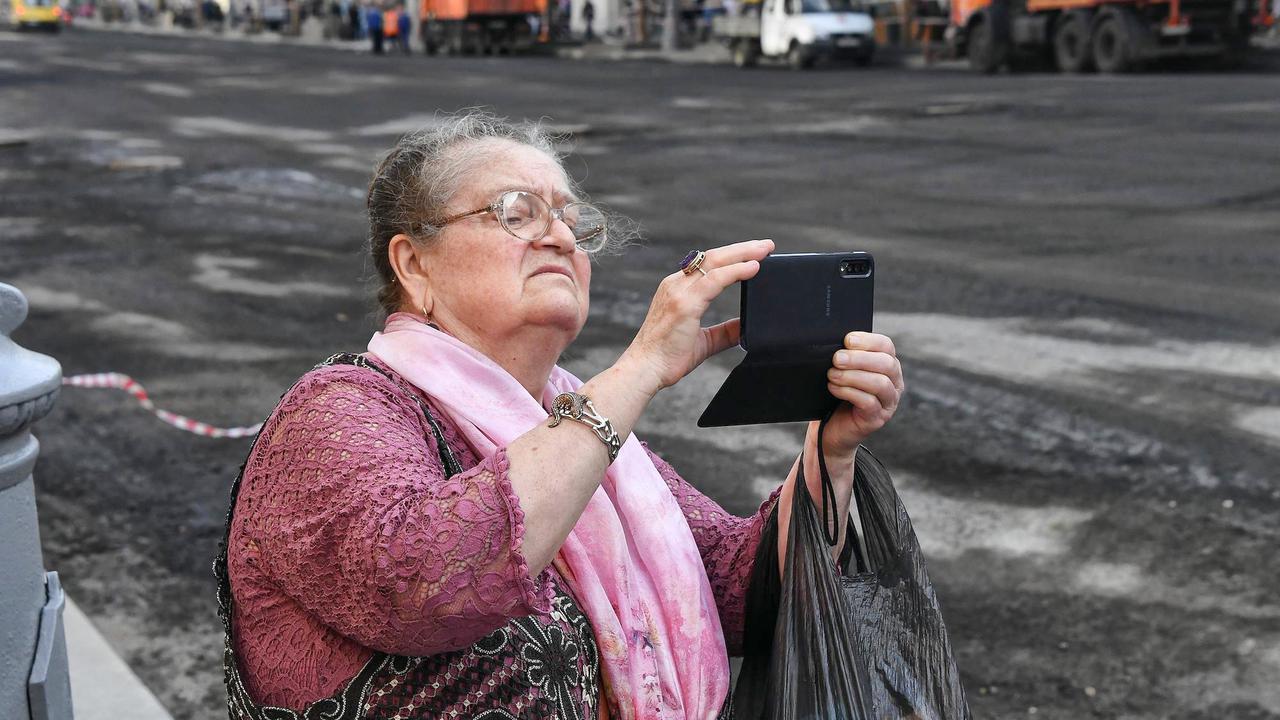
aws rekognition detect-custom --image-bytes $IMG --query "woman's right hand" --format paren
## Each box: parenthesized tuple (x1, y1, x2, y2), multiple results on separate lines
(621, 239, 775, 393)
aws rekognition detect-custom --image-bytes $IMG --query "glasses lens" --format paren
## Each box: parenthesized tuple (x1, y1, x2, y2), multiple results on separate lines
(565, 203, 608, 253)
(500, 191, 549, 241)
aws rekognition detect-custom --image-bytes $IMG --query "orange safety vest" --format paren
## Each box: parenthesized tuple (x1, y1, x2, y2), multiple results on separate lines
(383, 8, 400, 36)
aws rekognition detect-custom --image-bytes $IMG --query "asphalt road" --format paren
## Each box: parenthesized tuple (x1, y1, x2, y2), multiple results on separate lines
(3, 27, 1279, 720)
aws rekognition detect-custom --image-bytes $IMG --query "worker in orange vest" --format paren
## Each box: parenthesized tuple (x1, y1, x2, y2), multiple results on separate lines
(383, 3, 401, 46)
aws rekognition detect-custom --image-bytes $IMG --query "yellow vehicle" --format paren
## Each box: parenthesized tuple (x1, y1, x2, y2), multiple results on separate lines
(5, 0, 66, 30)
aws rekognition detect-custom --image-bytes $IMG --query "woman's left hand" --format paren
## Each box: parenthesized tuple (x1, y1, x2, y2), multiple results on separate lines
(822, 332, 904, 457)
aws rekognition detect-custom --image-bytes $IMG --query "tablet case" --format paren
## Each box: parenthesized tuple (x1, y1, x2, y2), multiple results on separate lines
(698, 252, 874, 427)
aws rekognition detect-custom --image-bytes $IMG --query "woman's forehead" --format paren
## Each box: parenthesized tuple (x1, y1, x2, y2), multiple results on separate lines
(464, 144, 574, 202)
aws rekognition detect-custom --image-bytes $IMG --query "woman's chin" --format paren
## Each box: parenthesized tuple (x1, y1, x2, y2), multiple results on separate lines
(523, 298, 586, 336)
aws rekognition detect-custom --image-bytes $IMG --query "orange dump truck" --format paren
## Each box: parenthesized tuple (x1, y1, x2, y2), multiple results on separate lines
(949, 0, 1257, 72)
(419, 0, 547, 53)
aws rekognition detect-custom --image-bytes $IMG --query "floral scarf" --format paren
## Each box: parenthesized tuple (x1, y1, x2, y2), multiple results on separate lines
(368, 313, 730, 719)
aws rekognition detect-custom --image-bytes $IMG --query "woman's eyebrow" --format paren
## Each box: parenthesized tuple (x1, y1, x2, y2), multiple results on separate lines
(493, 184, 579, 206)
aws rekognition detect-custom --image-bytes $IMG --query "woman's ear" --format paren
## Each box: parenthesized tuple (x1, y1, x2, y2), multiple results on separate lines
(387, 233, 433, 315)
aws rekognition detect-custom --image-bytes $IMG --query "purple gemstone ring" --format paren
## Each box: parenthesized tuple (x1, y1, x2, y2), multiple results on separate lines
(679, 250, 708, 277)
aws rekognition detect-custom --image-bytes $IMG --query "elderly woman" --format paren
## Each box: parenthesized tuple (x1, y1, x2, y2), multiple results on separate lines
(216, 113, 904, 720)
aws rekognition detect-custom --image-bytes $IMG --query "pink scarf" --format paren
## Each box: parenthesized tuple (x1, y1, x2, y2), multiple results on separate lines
(368, 313, 730, 719)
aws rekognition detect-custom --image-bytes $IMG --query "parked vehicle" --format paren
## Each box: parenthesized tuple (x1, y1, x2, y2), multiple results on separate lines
(262, 0, 288, 30)
(948, 0, 1257, 73)
(4, 0, 65, 30)
(418, 0, 546, 54)
(712, 0, 876, 68)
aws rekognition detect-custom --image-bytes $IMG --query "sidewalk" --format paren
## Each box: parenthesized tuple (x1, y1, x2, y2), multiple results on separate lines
(73, 16, 734, 64)
(65, 596, 174, 720)
(556, 40, 731, 64)
(73, 16, 366, 52)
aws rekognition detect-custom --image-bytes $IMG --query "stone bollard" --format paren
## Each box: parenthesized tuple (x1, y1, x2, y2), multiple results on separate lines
(0, 283, 73, 720)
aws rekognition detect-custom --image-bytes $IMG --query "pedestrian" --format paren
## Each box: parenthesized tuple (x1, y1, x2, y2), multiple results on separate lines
(217, 110, 905, 718)
(383, 3, 400, 47)
(347, 0, 361, 37)
(365, 1, 384, 52)
(912, 0, 946, 64)
(582, 0, 594, 40)
(397, 2, 411, 53)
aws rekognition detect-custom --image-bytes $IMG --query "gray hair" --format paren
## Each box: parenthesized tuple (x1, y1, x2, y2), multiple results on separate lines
(366, 110, 632, 317)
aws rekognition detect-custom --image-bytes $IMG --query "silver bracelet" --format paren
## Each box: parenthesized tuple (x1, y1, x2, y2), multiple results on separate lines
(547, 392, 623, 463)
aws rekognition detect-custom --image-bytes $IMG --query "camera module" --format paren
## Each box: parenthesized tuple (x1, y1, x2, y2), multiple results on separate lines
(840, 259, 871, 277)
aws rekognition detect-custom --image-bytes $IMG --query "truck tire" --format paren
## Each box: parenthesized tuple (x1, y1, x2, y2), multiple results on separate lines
(1053, 10, 1093, 73)
(440, 21, 459, 54)
(732, 38, 760, 67)
(787, 41, 813, 70)
(1091, 11, 1133, 73)
(1217, 12, 1251, 69)
(421, 21, 439, 55)
(967, 3, 1010, 74)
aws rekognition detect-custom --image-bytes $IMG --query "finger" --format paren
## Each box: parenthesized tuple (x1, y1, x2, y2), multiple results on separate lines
(845, 332, 896, 357)
(827, 368, 898, 410)
(702, 238, 775, 269)
(696, 259, 761, 298)
(827, 383, 882, 413)
(832, 349, 899, 378)
(703, 318, 741, 357)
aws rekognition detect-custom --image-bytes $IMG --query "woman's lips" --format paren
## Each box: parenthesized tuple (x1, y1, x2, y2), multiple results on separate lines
(532, 265, 574, 280)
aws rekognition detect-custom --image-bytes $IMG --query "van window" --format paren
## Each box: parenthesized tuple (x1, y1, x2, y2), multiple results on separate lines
(800, 0, 858, 10)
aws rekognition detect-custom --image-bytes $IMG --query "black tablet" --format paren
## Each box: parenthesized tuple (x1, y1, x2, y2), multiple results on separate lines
(697, 252, 875, 427)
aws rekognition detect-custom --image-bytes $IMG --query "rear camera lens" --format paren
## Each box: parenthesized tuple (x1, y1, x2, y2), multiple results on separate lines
(841, 259, 870, 277)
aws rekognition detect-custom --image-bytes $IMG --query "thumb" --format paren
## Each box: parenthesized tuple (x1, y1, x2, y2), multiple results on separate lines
(702, 318, 742, 358)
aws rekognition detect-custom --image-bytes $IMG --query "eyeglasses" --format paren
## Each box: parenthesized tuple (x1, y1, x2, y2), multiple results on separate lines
(438, 190, 609, 254)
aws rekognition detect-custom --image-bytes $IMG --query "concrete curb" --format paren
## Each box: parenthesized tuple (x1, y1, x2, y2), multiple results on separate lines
(71, 18, 737, 63)
(72, 17, 366, 52)
(65, 596, 174, 720)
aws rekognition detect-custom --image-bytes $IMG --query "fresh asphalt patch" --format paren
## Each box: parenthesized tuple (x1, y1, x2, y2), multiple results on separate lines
(3, 29, 1279, 720)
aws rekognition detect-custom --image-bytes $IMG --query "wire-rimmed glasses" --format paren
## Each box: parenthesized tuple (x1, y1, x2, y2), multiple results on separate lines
(438, 190, 609, 254)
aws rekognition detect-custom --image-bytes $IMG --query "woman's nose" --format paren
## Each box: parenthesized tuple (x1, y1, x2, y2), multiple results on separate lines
(534, 215, 578, 254)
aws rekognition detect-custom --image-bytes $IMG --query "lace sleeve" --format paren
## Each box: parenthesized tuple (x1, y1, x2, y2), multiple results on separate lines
(238, 365, 556, 657)
(642, 443, 782, 656)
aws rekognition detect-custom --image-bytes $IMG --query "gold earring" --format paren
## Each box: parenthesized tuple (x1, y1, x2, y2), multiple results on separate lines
(421, 303, 430, 321)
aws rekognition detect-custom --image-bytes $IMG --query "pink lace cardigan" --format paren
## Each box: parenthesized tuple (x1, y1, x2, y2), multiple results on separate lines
(226, 357, 782, 711)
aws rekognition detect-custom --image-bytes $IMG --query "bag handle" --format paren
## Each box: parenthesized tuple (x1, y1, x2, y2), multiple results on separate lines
(815, 407, 839, 547)
(803, 406, 869, 573)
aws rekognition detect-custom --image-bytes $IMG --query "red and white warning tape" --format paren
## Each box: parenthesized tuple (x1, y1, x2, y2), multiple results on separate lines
(61, 373, 262, 439)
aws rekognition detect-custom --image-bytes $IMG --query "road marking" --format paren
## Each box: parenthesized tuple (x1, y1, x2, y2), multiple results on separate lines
(191, 253, 353, 298)
(172, 116, 332, 142)
(139, 82, 194, 99)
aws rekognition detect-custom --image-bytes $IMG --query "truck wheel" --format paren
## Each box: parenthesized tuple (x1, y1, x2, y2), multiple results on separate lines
(787, 42, 812, 70)
(966, 16, 1006, 73)
(732, 39, 760, 68)
(445, 22, 464, 55)
(1217, 14, 1251, 70)
(1091, 13, 1133, 73)
(421, 21, 438, 55)
(1053, 11, 1094, 73)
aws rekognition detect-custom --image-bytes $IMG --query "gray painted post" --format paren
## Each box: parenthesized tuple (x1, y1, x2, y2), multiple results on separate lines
(0, 283, 73, 720)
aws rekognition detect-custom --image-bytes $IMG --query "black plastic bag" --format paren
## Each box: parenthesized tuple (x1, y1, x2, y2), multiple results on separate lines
(735, 436, 972, 720)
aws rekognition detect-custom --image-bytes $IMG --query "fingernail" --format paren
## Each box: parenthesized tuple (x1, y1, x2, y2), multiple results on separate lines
(846, 332, 859, 346)
(835, 350, 850, 365)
